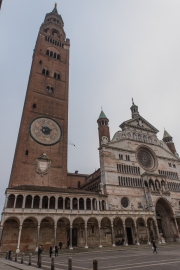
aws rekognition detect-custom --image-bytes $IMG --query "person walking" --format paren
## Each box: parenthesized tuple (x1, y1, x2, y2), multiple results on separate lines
(152, 240, 157, 253)
(59, 241, 62, 249)
(37, 245, 43, 266)
(55, 245, 58, 257)
(49, 245, 53, 257)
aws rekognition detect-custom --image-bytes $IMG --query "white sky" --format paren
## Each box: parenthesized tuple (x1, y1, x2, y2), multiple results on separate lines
(1, 0, 180, 210)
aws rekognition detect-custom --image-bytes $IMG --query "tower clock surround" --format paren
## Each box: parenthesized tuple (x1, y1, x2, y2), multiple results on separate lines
(29, 117, 62, 146)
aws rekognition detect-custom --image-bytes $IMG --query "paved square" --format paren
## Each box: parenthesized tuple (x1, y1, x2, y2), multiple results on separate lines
(2, 244, 180, 270)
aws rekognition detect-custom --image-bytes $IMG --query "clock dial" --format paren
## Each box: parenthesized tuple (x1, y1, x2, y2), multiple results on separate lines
(30, 117, 61, 145)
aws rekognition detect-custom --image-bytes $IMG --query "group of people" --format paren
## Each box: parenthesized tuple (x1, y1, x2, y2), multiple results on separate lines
(37, 241, 63, 266)
(49, 241, 63, 257)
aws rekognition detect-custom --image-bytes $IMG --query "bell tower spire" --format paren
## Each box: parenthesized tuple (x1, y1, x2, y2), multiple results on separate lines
(130, 98, 139, 119)
(97, 109, 110, 146)
(163, 129, 178, 155)
(8, 7, 70, 188)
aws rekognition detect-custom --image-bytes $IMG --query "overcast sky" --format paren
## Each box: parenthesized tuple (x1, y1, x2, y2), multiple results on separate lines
(1, 0, 180, 210)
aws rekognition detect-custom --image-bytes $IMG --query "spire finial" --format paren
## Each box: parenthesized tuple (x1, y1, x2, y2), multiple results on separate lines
(132, 98, 134, 105)
(101, 106, 103, 111)
(55, 2, 57, 7)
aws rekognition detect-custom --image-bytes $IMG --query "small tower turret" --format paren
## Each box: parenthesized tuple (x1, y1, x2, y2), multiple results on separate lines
(97, 109, 110, 146)
(163, 129, 177, 155)
(130, 98, 139, 119)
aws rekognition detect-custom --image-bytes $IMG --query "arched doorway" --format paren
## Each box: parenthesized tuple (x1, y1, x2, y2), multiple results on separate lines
(100, 217, 111, 246)
(39, 217, 54, 249)
(1, 218, 19, 252)
(113, 217, 124, 245)
(156, 198, 175, 241)
(20, 218, 37, 251)
(56, 218, 70, 248)
(87, 217, 99, 247)
(125, 218, 135, 245)
(72, 217, 85, 247)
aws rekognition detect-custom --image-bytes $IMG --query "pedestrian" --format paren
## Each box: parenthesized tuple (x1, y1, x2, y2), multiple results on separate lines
(49, 245, 53, 257)
(67, 238, 70, 248)
(8, 250, 12, 260)
(37, 245, 42, 266)
(59, 241, 62, 249)
(55, 245, 58, 257)
(152, 240, 157, 254)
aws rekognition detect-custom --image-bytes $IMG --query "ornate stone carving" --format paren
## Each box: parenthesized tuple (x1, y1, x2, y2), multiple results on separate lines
(36, 153, 51, 176)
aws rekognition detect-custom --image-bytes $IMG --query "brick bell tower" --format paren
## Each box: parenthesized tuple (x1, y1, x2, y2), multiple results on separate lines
(97, 109, 110, 146)
(9, 4, 70, 188)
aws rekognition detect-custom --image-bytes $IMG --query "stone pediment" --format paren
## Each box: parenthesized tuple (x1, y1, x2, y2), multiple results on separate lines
(120, 115, 159, 134)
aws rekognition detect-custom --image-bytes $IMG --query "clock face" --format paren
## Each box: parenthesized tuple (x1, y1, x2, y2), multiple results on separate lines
(30, 117, 61, 146)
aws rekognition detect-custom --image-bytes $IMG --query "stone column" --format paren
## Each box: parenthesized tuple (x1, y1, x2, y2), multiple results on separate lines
(54, 225, 57, 248)
(90, 199, 93, 211)
(135, 225, 140, 245)
(35, 225, 40, 251)
(77, 199, 79, 210)
(69, 225, 73, 249)
(111, 224, 116, 247)
(97, 200, 99, 211)
(16, 225, 22, 253)
(70, 198, 72, 210)
(4, 195, 8, 209)
(84, 225, 88, 248)
(0, 225, 3, 245)
(174, 218, 180, 237)
(98, 225, 102, 247)
(31, 196, 34, 209)
(84, 198, 86, 210)
(13, 195, 17, 208)
(145, 225, 151, 244)
(106, 201, 108, 211)
(48, 197, 50, 209)
(22, 195, 26, 209)
(99, 201, 102, 211)
(155, 223, 161, 244)
(39, 196, 42, 209)
(63, 198, 65, 210)
(55, 197, 58, 210)
(123, 223, 128, 246)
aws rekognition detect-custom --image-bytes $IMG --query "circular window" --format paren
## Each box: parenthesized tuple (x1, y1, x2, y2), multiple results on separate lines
(121, 197, 129, 208)
(136, 146, 157, 171)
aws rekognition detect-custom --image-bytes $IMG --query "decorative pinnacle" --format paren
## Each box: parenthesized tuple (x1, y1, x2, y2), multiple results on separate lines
(101, 106, 103, 110)
(55, 2, 57, 7)
(132, 98, 134, 105)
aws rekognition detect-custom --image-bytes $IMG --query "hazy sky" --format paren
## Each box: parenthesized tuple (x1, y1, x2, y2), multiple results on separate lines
(1, 0, 180, 210)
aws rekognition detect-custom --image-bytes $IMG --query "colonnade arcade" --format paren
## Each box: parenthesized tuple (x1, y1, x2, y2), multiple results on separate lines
(0, 215, 161, 252)
(5, 194, 107, 211)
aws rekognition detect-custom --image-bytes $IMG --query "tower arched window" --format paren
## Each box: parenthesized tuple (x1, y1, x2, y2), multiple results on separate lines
(54, 72, 57, 79)
(50, 51, 53, 57)
(46, 70, 49, 76)
(54, 52, 56, 58)
(57, 74, 60, 80)
(42, 69, 45, 75)
(57, 54, 60, 60)
(47, 86, 54, 93)
(46, 50, 49, 56)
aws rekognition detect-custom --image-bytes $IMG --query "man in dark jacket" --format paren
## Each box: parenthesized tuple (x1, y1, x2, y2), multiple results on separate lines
(37, 245, 43, 266)
(55, 245, 58, 257)
(59, 241, 62, 249)
(49, 245, 53, 257)
(152, 240, 157, 253)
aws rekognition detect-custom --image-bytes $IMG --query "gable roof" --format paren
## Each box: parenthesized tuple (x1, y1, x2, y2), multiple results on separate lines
(120, 115, 159, 134)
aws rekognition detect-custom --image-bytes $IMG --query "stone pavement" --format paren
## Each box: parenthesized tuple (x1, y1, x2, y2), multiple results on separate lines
(1, 243, 180, 269)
